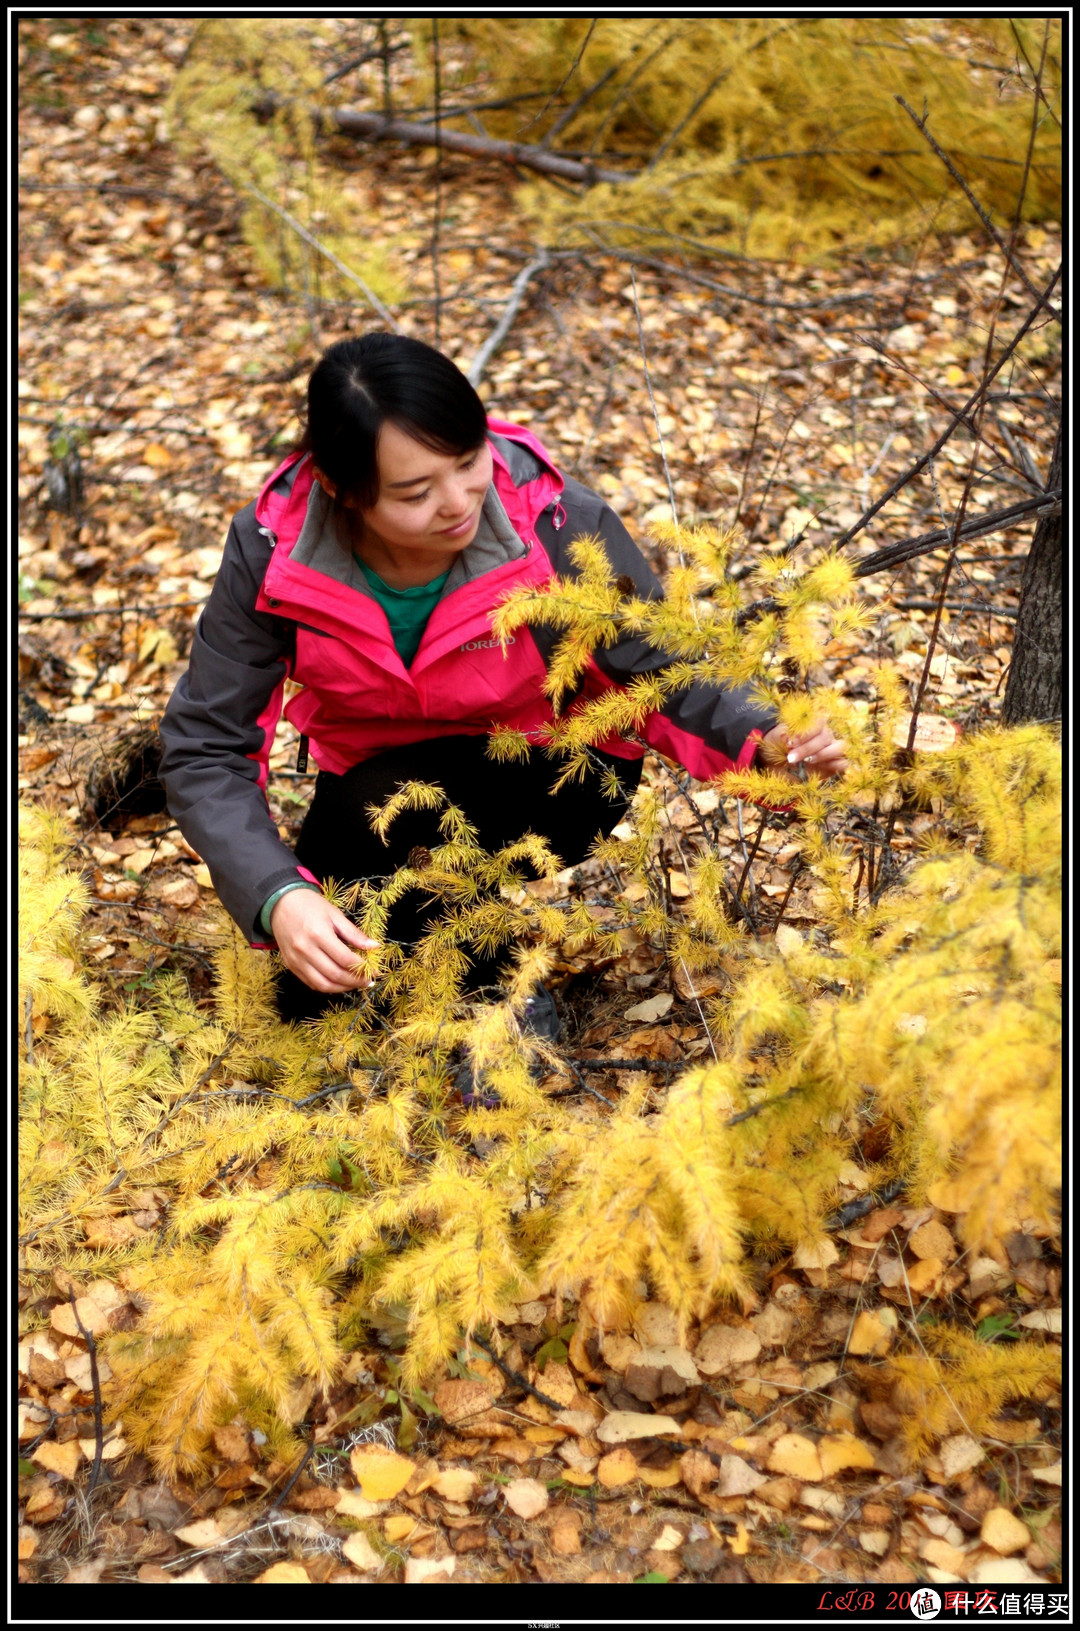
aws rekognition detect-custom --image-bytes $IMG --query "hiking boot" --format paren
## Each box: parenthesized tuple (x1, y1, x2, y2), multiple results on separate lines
(455, 984, 561, 1108)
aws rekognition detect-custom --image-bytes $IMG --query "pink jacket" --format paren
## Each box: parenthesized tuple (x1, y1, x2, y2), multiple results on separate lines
(160, 418, 775, 939)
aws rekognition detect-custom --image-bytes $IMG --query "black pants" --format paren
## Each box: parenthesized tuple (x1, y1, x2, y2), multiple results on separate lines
(275, 734, 642, 1022)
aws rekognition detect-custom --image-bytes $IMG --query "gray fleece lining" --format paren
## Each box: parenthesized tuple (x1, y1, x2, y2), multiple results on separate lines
(287, 478, 527, 603)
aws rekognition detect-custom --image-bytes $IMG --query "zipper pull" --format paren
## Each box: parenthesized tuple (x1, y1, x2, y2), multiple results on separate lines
(548, 500, 567, 531)
(295, 735, 309, 774)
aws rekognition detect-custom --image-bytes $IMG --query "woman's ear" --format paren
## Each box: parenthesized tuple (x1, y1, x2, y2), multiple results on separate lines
(311, 465, 337, 500)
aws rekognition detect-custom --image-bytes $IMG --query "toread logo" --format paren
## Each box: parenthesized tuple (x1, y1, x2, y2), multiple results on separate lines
(460, 636, 514, 652)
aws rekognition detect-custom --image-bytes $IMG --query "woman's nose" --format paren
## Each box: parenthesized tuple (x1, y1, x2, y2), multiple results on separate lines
(439, 477, 471, 515)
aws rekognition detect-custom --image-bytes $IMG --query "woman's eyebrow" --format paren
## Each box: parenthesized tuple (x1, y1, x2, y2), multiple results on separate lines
(384, 473, 431, 489)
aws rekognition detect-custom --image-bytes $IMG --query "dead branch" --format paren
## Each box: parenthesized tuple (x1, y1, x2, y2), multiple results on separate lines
(895, 93, 1060, 324)
(731, 487, 1060, 627)
(849, 488, 1061, 578)
(466, 253, 550, 386)
(895, 598, 1017, 619)
(584, 242, 885, 313)
(629, 269, 679, 527)
(833, 264, 1061, 550)
(307, 104, 634, 185)
(66, 1291, 105, 1496)
(239, 183, 400, 329)
(322, 38, 409, 87)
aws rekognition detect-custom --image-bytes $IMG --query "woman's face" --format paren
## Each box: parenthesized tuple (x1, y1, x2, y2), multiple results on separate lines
(343, 421, 493, 563)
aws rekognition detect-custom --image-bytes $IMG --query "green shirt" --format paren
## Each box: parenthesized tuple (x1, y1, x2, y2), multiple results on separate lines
(357, 558, 450, 668)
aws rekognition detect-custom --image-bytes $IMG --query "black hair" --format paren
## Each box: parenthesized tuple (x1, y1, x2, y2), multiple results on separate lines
(295, 332, 488, 509)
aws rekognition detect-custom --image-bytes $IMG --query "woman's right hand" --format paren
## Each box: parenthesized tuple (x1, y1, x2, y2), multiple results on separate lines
(270, 888, 378, 993)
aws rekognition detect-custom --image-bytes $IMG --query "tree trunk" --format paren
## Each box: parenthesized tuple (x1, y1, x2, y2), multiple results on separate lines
(1002, 425, 1062, 724)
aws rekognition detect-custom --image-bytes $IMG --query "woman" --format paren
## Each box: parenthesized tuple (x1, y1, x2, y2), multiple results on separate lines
(160, 333, 846, 1031)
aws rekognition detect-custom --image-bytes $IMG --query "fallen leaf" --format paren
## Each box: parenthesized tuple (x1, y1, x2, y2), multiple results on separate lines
(504, 1477, 548, 1519)
(174, 1518, 228, 1549)
(774, 923, 804, 957)
(21, 747, 60, 772)
(859, 1529, 891, 1557)
(549, 1509, 582, 1555)
(597, 1446, 639, 1488)
(63, 1349, 112, 1389)
(254, 1561, 310, 1583)
(672, 963, 727, 1001)
(939, 1436, 985, 1480)
(161, 876, 200, 908)
(341, 1531, 383, 1573)
(63, 1561, 107, 1584)
(792, 1237, 840, 1271)
(847, 1308, 897, 1356)
(24, 1488, 66, 1524)
(349, 1445, 416, 1501)
(751, 1303, 795, 1348)
(801, 1487, 846, 1519)
(600, 1332, 642, 1370)
(817, 1434, 876, 1476)
(384, 1514, 416, 1543)
(767, 1433, 823, 1482)
(634, 1302, 681, 1347)
(432, 1378, 510, 1437)
(213, 1424, 250, 1463)
(568, 1323, 605, 1382)
(32, 1439, 83, 1480)
(404, 1555, 456, 1584)
(905, 1256, 945, 1295)
(638, 1463, 683, 1489)
(1032, 1462, 1062, 1486)
(651, 1523, 685, 1552)
(141, 441, 174, 468)
(432, 1467, 477, 1502)
(968, 1556, 1042, 1585)
(533, 1361, 578, 1408)
(695, 1323, 761, 1376)
(980, 1507, 1031, 1555)
(625, 1343, 700, 1399)
(514, 1300, 548, 1325)
(908, 1220, 957, 1261)
(891, 712, 960, 752)
(716, 1454, 768, 1497)
(596, 1410, 682, 1444)
(335, 1490, 387, 1520)
(82, 1214, 143, 1247)
(1016, 1307, 1061, 1333)
(138, 627, 179, 668)
(76, 1431, 126, 1462)
(730, 1521, 750, 1556)
(555, 1407, 599, 1436)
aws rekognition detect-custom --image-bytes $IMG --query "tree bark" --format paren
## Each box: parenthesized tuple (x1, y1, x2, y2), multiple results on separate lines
(1002, 424, 1062, 724)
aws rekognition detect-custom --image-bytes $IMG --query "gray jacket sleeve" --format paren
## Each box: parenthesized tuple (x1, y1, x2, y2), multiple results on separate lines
(158, 505, 307, 942)
(533, 477, 777, 771)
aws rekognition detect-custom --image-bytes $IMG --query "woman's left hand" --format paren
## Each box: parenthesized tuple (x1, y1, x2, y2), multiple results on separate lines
(757, 719, 848, 781)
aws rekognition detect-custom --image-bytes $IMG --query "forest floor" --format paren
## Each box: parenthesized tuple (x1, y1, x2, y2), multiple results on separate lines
(17, 18, 1061, 1593)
